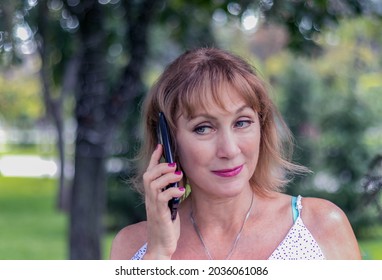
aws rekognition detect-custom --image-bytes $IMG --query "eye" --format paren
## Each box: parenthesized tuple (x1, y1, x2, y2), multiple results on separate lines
(234, 119, 253, 128)
(193, 125, 213, 135)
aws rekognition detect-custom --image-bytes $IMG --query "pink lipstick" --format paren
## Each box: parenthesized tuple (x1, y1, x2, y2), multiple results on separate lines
(212, 165, 243, 177)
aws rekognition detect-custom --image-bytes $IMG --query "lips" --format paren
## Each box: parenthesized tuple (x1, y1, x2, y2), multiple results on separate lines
(212, 165, 243, 177)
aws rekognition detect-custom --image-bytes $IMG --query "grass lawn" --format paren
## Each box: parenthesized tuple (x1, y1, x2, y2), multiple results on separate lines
(0, 176, 112, 260)
(0, 176, 67, 259)
(359, 238, 382, 260)
(1, 176, 381, 260)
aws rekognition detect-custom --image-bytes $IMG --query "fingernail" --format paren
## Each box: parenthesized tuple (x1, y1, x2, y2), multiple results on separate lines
(174, 170, 182, 175)
(168, 162, 176, 167)
(155, 144, 160, 150)
(178, 186, 185, 192)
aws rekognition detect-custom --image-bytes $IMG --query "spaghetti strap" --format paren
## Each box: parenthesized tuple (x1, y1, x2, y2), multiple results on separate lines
(292, 195, 303, 222)
(269, 195, 325, 260)
(296, 195, 303, 215)
(291, 196, 298, 222)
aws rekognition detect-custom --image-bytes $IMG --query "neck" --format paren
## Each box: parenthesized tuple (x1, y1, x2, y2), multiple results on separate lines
(188, 188, 255, 260)
(188, 187, 254, 230)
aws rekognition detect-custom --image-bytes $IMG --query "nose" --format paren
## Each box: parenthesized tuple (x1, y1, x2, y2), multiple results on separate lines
(216, 129, 241, 159)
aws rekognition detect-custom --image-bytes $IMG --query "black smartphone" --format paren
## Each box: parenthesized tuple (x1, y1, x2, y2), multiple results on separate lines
(157, 112, 180, 220)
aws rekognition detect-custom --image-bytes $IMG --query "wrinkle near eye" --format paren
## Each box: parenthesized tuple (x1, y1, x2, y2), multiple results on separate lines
(235, 120, 253, 128)
(194, 125, 213, 135)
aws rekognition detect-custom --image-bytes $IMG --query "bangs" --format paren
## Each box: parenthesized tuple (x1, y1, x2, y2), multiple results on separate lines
(134, 48, 306, 197)
(177, 69, 261, 119)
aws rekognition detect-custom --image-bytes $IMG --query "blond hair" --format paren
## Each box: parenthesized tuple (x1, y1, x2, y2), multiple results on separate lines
(132, 47, 307, 196)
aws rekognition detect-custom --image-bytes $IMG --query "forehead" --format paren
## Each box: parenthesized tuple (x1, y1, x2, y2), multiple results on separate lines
(190, 90, 250, 117)
(177, 80, 259, 120)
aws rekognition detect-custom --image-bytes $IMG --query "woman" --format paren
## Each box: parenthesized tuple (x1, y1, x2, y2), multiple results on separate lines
(110, 48, 361, 260)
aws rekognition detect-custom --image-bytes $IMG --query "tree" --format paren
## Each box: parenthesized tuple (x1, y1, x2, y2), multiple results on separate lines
(362, 155, 382, 221)
(65, 0, 169, 259)
(1, 0, 166, 259)
(265, 16, 382, 235)
(1, 0, 381, 259)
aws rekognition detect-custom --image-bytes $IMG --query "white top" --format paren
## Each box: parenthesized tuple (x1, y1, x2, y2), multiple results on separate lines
(131, 196, 325, 260)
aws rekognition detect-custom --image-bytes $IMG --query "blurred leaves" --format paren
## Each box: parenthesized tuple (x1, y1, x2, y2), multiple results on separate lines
(0, 73, 43, 127)
(265, 16, 382, 235)
(1, 0, 382, 247)
(362, 155, 382, 224)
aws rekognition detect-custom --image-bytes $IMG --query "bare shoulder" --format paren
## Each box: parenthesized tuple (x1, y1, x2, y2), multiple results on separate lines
(301, 197, 361, 259)
(301, 197, 347, 226)
(110, 221, 147, 260)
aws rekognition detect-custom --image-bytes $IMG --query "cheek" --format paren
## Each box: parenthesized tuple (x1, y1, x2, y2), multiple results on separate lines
(177, 139, 210, 174)
(242, 133, 261, 166)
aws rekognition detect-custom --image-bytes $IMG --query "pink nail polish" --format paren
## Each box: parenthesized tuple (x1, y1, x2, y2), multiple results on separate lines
(168, 163, 176, 167)
(178, 186, 185, 192)
(174, 170, 182, 175)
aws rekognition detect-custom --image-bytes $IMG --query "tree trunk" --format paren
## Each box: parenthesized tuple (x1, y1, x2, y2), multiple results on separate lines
(70, 154, 106, 259)
(68, 0, 164, 259)
(36, 0, 67, 211)
(69, 0, 108, 259)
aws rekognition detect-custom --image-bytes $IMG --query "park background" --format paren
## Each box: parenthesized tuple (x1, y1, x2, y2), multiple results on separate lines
(0, 0, 381, 260)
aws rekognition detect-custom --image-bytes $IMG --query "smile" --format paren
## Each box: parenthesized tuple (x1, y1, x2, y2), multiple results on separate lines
(212, 165, 243, 177)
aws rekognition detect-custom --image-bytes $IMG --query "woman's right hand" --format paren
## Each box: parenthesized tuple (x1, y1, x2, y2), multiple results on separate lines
(142, 144, 184, 259)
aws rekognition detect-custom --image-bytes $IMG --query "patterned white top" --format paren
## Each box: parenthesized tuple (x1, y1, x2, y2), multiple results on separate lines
(268, 196, 325, 260)
(131, 196, 325, 260)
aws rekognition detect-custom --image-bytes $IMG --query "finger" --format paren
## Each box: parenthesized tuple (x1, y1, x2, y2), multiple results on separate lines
(143, 163, 179, 191)
(159, 185, 185, 202)
(147, 144, 163, 170)
(145, 186, 184, 220)
(155, 186, 185, 215)
(145, 171, 183, 200)
(150, 170, 183, 192)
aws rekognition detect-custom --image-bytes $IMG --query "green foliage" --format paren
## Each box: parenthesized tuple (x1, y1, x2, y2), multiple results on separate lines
(106, 173, 146, 231)
(359, 237, 382, 260)
(265, 17, 382, 234)
(0, 73, 43, 127)
(1, 0, 382, 254)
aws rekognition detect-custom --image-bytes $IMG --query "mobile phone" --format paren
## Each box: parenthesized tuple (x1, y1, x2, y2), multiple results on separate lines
(157, 112, 180, 220)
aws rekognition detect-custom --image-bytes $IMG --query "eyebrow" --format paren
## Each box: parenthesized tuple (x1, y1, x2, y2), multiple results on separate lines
(190, 105, 253, 121)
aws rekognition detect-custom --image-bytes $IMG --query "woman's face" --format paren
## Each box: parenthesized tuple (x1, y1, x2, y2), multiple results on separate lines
(175, 89, 261, 198)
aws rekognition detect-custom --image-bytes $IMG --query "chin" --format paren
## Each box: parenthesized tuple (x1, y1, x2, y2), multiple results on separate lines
(213, 181, 250, 198)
